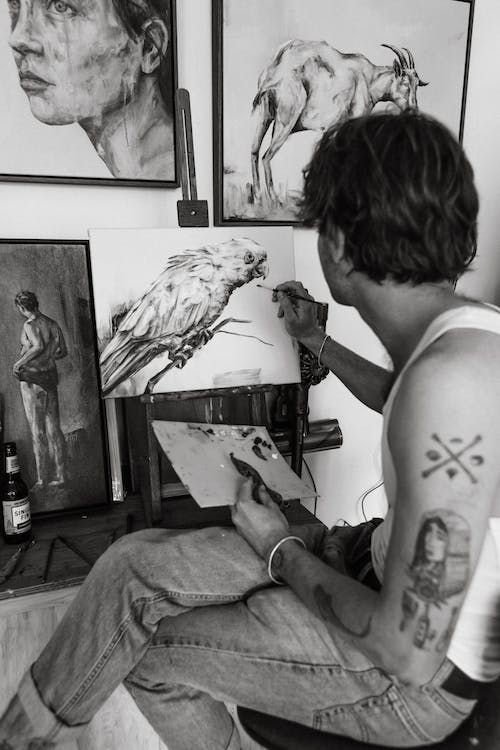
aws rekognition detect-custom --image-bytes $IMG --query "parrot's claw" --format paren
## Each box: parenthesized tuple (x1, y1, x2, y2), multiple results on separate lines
(199, 329, 214, 345)
(173, 344, 195, 369)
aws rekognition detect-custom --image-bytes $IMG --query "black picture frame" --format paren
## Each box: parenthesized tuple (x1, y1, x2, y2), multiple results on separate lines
(0, 239, 111, 517)
(0, 1, 179, 189)
(213, 0, 475, 226)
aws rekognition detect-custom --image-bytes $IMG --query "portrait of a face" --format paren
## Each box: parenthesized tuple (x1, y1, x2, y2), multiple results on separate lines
(422, 519, 449, 563)
(408, 511, 470, 604)
(0, 0, 178, 185)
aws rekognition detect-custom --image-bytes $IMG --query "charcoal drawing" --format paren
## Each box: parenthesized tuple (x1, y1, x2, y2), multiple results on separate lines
(13, 290, 68, 490)
(99, 238, 269, 396)
(251, 42, 427, 204)
(89, 227, 301, 397)
(0, 241, 109, 514)
(214, 0, 473, 224)
(0, 0, 177, 185)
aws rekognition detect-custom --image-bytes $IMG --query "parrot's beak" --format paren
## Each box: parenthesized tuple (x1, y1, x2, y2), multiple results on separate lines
(254, 260, 268, 279)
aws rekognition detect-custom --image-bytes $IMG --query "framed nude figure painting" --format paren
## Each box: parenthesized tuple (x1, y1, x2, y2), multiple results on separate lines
(0, 240, 110, 515)
(0, 0, 178, 187)
(213, 0, 475, 225)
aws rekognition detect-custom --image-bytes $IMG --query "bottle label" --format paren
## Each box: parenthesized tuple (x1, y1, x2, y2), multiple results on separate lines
(2, 496, 31, 535)
(5, 455, 20, 474)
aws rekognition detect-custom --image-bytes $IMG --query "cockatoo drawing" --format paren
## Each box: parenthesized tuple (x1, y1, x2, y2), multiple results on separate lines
(99, 238, 269, 396)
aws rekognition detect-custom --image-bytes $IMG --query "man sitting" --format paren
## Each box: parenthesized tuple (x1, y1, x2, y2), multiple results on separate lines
(1, 112, 499, 749)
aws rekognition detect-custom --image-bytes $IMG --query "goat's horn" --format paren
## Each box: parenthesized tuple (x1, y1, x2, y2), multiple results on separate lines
(402, 47, 415, 69)
(381, 43, 407, 68)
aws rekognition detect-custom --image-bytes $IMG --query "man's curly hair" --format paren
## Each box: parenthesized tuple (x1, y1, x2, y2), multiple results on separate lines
(300, 112, 478, 284)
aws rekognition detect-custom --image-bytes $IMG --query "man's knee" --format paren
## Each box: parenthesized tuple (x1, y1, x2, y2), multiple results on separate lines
(91, 529, 156, 582)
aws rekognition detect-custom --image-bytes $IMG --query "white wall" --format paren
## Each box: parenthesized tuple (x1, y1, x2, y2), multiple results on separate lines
(458, 0, 500, 304)
(1, 0, 498, 529)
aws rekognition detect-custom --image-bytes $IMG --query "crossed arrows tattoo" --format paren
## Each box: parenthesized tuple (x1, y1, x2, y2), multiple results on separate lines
(422, 434, 484, 484)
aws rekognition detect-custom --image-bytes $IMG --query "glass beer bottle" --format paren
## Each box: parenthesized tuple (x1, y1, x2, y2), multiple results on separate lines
(1, 442, 32, 544)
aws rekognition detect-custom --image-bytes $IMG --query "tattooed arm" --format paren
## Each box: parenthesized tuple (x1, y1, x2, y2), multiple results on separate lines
(232, 329, 500, 685)
(371, 332, 500, 683)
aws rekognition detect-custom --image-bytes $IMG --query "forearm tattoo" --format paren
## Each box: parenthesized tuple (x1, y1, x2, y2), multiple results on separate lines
(401, 508, 470, 651)
(314, 585, 372, 638)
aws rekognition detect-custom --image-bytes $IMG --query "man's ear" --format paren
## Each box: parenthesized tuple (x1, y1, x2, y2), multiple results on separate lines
(326, 226, 347, 265)
(141, 19, 169, 75)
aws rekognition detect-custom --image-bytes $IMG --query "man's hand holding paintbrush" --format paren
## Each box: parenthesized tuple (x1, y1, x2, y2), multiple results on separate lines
(259, 281, 329, 358)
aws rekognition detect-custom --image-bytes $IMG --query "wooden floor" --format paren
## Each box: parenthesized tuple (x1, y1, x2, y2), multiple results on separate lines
(0, 494, 321, 749)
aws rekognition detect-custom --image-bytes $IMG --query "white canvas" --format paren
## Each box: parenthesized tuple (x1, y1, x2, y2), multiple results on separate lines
(217, 0, 472, 223)
(152, 420, 317, 507)
(89, 227, 300, 397)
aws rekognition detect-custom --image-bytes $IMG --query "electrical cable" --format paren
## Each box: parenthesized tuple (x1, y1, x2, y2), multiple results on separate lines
(332, 518, 351, 527)
(358, 479, 384, 521)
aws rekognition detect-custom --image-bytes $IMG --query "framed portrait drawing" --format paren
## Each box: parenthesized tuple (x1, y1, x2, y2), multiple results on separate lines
(213, 0, 475, 225)
(0, 0, 178, 188)
(0, 240, 110, 516)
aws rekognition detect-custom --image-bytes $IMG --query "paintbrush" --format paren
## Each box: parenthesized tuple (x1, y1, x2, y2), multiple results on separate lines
(42, 538, 55, 584)
(256, 284, 323, 305)
(0, 538, 35, 585)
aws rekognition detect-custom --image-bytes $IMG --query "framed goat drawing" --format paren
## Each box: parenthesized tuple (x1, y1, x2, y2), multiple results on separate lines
(213, 0, 475, 225)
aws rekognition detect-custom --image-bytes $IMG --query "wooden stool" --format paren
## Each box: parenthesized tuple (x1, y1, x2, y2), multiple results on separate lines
(237, 675, 500, 749)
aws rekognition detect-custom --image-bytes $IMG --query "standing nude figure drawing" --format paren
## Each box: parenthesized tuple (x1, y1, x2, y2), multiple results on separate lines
(13, 291, 67, 489)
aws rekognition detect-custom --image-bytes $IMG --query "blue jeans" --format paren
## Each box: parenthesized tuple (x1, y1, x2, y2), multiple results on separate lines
(9, 526, 475, 748)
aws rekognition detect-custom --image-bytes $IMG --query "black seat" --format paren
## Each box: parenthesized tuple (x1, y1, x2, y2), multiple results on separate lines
(237, 675, 500, 749)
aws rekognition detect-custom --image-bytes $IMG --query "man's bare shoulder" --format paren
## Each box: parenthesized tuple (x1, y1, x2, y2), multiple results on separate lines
(389, 327, 500, 499)
(401, 327, 500, 403)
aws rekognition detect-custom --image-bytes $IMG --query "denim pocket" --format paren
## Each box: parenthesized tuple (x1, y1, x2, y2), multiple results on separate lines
(425, 685, 477, 721)
(313, 686, 418, 745)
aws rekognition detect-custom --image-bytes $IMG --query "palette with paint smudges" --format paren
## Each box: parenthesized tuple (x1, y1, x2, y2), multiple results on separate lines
(152, 420, 317, 507)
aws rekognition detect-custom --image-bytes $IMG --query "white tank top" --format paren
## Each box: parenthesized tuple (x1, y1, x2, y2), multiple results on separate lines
(371, 305, 500, 681)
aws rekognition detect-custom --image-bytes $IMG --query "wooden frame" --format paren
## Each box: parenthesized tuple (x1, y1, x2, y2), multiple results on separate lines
(0, 1, 178, 188)
(0, 239, 111, 516)
(213, 0, 475, 226)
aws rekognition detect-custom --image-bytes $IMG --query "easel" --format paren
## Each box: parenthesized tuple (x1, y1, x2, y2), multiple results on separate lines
(139, 89, 331, 526)
(175, 88, 209, 228)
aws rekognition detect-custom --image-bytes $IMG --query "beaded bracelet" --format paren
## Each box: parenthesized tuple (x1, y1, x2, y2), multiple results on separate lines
(267, 535, 307, 585)
(317, 333, 330, 367)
